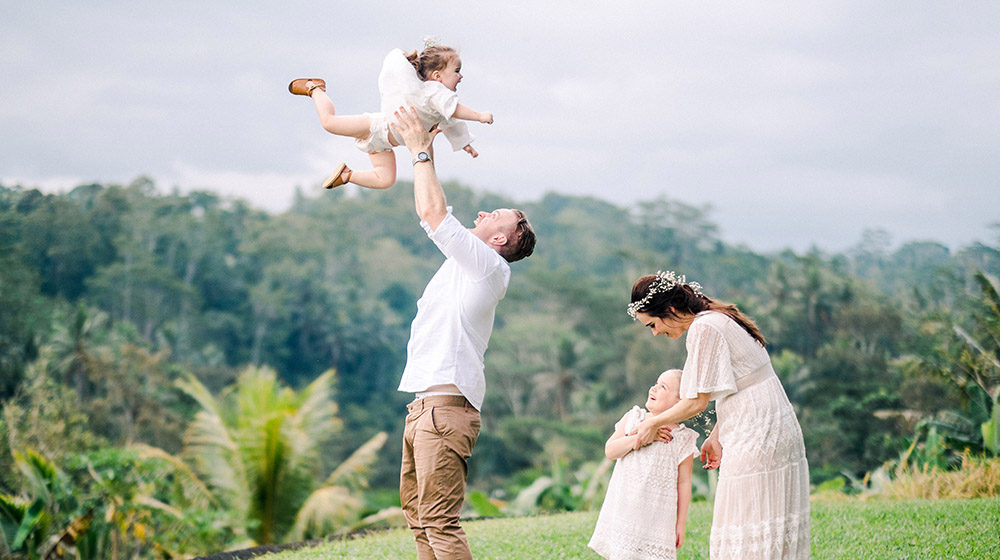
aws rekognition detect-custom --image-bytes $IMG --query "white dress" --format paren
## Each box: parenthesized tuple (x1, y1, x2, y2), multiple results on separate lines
(376, 48, 474, 152)
(680, 311, 810, 560)
(589, 407, 700, 560)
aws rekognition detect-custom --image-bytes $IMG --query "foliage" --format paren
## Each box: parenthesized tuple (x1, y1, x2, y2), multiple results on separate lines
(878, 454, 1000, 500)
(4, 179, 1000, 551)
(0, 446, 238, 560)
(157, 366, 387, 545)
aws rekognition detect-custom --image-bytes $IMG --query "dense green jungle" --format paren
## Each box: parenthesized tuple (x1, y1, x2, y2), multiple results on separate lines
(1, 177, 998, 557)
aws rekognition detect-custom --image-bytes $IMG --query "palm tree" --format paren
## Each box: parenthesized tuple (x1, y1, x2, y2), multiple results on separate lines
(951, 271, 1000, 454)
(146, 366, 387, 545)
(47, 302, 107, 405)
(901, 270, 1000, 458)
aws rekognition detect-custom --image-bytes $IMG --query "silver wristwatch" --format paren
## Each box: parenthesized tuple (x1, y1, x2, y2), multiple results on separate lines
(412, 152, 432, 165)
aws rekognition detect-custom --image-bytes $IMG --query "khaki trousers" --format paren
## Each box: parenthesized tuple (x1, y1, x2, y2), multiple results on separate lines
(400, 395, 481, 560)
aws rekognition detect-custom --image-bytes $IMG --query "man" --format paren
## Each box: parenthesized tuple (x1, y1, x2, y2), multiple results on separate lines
(391, 106, 536, 559)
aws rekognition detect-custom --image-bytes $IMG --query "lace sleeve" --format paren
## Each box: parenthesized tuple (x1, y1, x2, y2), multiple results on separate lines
(619, 406, 644, 435)
(680, 320, 737, 401)
(677, 428, 700, 465)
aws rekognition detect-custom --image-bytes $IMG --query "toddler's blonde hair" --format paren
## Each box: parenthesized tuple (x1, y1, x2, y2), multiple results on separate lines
(662, 368, 683, 388)
(404, 44, 459, 81)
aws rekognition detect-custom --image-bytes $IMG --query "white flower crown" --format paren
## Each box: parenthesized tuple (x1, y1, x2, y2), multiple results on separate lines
(422, 35, 442, 49)
(626, 270, 703, 320)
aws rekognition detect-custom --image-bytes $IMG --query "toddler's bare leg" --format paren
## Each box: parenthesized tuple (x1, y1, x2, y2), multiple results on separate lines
(310, 89, 371, 139)
(348, 151, 397, 189)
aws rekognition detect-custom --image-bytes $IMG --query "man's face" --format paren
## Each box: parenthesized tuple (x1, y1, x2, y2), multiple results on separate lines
(472, 208, 518, 245)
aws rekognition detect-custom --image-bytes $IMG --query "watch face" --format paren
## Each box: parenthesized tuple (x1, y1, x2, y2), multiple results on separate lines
(418, 152, 430, 161)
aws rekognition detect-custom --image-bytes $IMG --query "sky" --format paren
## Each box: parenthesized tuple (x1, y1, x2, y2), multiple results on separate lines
(3, 1, 998, 253)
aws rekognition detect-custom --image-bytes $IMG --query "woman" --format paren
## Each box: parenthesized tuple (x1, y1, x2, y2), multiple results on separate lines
(627, 271, 810, 560)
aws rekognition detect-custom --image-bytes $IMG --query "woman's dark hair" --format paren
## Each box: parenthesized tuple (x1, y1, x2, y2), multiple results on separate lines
(630, 274, 766, 346)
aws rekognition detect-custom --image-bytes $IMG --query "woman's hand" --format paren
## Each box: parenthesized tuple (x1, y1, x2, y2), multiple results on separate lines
(630, 417, 661, 450)
(700, 437, 722, 470)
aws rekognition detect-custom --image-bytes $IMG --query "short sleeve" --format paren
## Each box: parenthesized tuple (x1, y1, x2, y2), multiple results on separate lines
(425, 82, 460, 121)
(680, 320, 737, 401)
(676, 427, 700, 465)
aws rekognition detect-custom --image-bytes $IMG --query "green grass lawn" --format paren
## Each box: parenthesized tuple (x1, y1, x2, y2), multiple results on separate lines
(256, 497, 1000, 559)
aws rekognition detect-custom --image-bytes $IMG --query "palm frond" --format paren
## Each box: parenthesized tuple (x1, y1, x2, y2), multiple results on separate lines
(12, 448, 60, 504)
(322, 432, 388, 491)
(130, 444, 218, 508)
(41, 510, 91, 560)
(284, 370, 341, 470)
(346, 506, 407, 533)
(176, 373, 226, 423)
(294, 370, 341, 444)
(287, 486, 359, 541)
(175, 376, 250, 513)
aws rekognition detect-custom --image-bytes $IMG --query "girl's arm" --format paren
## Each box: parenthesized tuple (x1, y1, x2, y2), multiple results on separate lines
(632, 393, 710, 450)
(604, 424, 638, 460)
(675, 454, 694, 549)
(452, 104, 494, 124)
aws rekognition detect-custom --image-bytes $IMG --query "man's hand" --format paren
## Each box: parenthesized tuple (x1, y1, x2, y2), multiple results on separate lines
(391, 106, 440, 156)
(463, 145, 479, 158)
(478, 111, 494, 124)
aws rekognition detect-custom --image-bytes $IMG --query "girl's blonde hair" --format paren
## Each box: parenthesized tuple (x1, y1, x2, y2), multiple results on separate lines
(662, 369, 683, 387)
(404, 44, 459, 80)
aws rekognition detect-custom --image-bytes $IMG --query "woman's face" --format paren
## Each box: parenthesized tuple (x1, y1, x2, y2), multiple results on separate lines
(635, 311, 690, 339)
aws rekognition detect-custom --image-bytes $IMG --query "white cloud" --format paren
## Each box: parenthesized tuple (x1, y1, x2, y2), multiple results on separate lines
(3, 0, 999, 253)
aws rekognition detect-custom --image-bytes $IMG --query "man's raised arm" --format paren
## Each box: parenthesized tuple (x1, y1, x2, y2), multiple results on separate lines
(391, 107, 447, 231)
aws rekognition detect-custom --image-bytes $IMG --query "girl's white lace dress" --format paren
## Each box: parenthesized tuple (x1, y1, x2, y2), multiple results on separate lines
(588, 407, 699, 560)
(681, 311, 810, 559)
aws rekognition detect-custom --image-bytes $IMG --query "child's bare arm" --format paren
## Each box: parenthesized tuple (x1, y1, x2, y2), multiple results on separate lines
(452, 104, 493, 124)
(604, 425, 637, 460)
(675, 454, 695, 548)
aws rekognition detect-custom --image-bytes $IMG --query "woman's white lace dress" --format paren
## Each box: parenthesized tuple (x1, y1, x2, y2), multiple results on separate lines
(588, 407, 699, 560)
(681, 311, 810, 559)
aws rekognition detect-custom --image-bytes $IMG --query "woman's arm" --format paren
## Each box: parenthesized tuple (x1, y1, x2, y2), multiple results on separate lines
(632, 393, 710, 450)
(700, 427, 722, 470)
(675, 454, 694, 549)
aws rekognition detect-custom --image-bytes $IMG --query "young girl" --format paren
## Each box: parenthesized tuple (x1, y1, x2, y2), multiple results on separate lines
(289, 38, 493, 190)
(588, 369, 700, 560)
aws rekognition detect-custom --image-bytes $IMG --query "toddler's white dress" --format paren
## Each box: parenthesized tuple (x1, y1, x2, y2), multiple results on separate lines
(588, 407, 699, 560)
(681, 311, 810, 559)
(370, 48, 474, 153)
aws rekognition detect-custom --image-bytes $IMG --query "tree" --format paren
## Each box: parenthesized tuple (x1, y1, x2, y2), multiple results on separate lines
(161, 366, 387, 544)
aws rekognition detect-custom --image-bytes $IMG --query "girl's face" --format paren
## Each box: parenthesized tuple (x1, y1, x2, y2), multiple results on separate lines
(635, 311, 691, 339)
(645, 372, 680, 415)
(431, 57, 463, 91)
